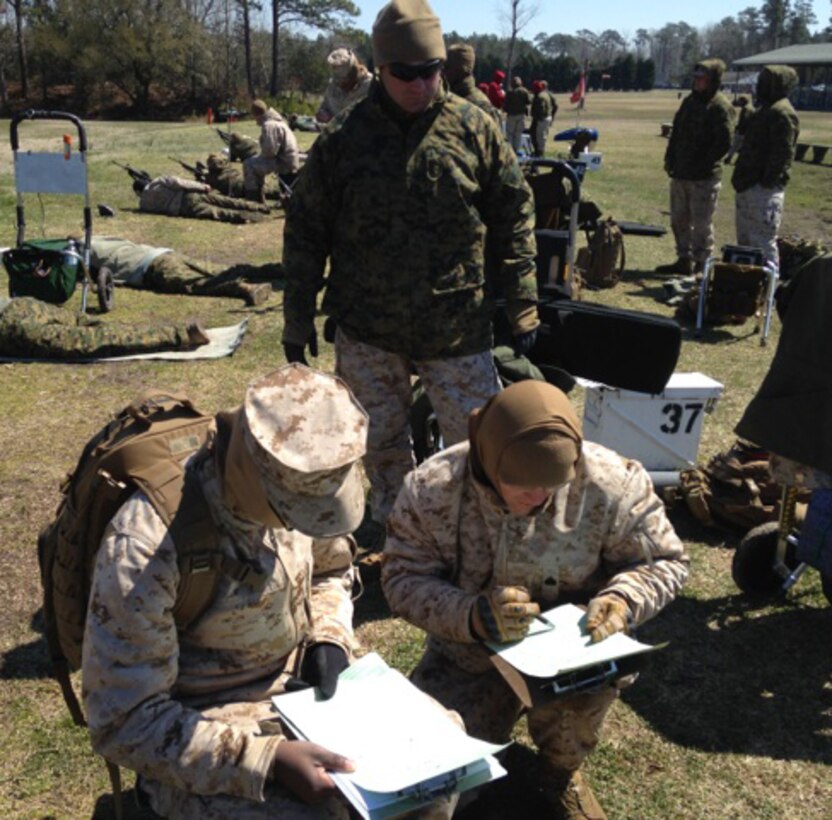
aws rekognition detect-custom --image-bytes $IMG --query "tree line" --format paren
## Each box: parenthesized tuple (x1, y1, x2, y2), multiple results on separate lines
(0, 0, 828, 118)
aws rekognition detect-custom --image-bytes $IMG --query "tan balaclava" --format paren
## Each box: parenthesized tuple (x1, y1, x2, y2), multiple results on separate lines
(372, 0, 446, 67)
(469, 380, 583, 493)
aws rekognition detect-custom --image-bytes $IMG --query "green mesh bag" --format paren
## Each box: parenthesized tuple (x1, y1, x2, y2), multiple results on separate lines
(3, 239, 82, 303)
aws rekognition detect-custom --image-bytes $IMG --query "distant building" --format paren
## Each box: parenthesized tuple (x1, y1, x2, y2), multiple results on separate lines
(733, 44, 832, 111)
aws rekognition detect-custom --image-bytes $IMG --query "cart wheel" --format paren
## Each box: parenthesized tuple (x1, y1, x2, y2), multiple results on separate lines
(732, 522, 796, 597)
(822, 573, 832, 607)
(97, 267, 115, 313)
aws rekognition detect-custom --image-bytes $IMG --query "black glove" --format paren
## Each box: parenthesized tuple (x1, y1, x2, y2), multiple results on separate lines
(282, 330, 318, 366)
(512, 327, 538, 356)
(300, 643, 349, 700)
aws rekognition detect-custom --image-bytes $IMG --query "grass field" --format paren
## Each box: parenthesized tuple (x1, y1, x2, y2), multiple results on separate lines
(0, 90, 830, 819)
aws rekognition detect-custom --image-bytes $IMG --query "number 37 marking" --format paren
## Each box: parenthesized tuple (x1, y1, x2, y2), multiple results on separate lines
(660, 402, 704, 435)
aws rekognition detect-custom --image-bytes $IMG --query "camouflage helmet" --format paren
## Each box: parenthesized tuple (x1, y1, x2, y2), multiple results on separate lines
(241, 364, 369, 537)
(327, 48, 357, 80)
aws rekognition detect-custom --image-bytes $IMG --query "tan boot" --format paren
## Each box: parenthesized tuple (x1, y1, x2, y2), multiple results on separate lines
(241, 282, 272, 306)
(543, 767, 607, 820)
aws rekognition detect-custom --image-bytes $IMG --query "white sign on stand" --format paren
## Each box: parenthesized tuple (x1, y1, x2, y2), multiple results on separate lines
(580, 372, 724, 486)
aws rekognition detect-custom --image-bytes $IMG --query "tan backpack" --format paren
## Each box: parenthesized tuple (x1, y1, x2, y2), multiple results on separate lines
(577, 218, 626, 288)
(38, 391, 264, 816)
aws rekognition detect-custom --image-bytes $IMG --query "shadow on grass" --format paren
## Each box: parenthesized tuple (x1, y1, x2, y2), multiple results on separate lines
(0, 609, 52, 680)
(623, 592, 832, 764)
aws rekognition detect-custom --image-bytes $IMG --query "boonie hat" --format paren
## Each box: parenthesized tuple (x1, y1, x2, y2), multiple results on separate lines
(328, 48, 357, 80)
(242, 364, 369, 537)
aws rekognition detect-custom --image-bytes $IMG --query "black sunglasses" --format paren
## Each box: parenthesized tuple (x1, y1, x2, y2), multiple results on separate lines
(388, 59, 444, 82)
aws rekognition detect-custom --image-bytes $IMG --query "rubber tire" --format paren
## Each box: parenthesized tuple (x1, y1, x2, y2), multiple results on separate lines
(97, 267, 115, 313)
(732, 521, 796, 597)
(822, 572, 832, 606)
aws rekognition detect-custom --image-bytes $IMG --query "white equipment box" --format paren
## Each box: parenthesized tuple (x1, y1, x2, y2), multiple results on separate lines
(581, 372, 724, 486)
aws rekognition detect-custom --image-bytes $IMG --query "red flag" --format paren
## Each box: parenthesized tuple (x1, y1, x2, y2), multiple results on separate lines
(570, 73, 585, 104)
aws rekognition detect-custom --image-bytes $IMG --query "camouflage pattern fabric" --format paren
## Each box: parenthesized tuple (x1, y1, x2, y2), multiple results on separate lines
(664, 61, 734, 181)
(412, 647, 619, 772)
(732, 66, 800, 194)
(448, 75, 502, 126)
(669, 177, 722, 265)
(505, 113, 526, 153)
(82, 445, 357, 814)
(532, 116, 553, 158)
(282, 80, 537, 359)
(317, 67, 373, 122)
(139, 175, 213, 216)
(735, 184, 785, 267)
(335, 326, 501, 523)
(0, 296, 189, 359)
(381, 440, 689, 675)
(180, 190, 270, 224)
(255, 109, 301, 171)
(503, 85, 531, 116)
(205, 155, 246, 198)
(228, 133, 259, 163)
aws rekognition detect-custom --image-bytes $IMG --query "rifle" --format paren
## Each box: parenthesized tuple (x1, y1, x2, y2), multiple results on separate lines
(169, 156, 207, 182)
(215, 128, 232, 146)
(111, 160, 152, 186)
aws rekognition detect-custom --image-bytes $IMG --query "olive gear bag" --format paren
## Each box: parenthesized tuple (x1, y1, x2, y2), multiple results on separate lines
(37, 391, 265, 817)
(577, 218, 626, 289)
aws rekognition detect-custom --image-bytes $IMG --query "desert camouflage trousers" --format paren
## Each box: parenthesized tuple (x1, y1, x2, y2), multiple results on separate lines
(412, 647, 619, 772)
(0, 296, 187, 359)
(735, 184, 785, 268)
(669, 177, 722, 265)
(181, 191, 270, 224)
(532, 117, 553, 157)
(335, 327, 501, 523)
(505, 114, 526, 153)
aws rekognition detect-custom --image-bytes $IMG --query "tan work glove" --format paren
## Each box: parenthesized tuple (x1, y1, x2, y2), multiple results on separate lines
(585, 594, 631, 643)
(471, 586, 540, 643)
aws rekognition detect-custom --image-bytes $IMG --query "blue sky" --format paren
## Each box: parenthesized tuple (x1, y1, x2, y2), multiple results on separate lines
(351, 0, 830, 39)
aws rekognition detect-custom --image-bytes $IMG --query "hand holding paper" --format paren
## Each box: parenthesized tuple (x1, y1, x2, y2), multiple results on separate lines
(585, 594, 631, 643)
(271, 740, 355, 804)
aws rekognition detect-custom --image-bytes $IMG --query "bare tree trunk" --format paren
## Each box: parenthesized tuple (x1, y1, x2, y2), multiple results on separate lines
(242, 0, 255, 98)
(506, 0, 518, 85)
(11, 0, 29, 99)
(269, 1, 279, 96)
(0, 60, 8, 112)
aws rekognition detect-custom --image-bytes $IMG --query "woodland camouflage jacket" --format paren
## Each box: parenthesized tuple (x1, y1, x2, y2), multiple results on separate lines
(665, 60, 735, 181)
(382, 440, 689, 674)
(282, 80, 537, 359)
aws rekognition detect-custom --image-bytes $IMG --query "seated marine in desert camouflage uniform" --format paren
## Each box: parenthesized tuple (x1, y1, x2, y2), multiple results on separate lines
(134, 174, 272, 224)
(0, 296, 209, 359)
(90, 236, 273, 306)
(382, 380, 689, 819)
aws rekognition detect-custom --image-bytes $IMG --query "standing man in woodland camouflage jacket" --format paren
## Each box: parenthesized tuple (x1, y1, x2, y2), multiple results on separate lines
(382, 381, 689, 819)
(530, 80, 557, 157)
(82, 366, 373, 818)
(243, 100, 301, 203)
(282, 0, 539, 538)
(658, 60, 734, 275)
(443, 43, 502, 126)
(504, 75, 532, 153)
(732, 65, 800, 269)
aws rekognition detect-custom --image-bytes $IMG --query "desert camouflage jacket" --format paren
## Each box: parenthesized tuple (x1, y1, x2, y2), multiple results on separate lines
(258, 109, 301, 174)
(82, 444, 356, 802)
(90, 237, 171, 285)
(317, 67, 373, 122)
(382, 441, 689, 673)
(140, 175, 211, 216)
(282, 80, 537, 359)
